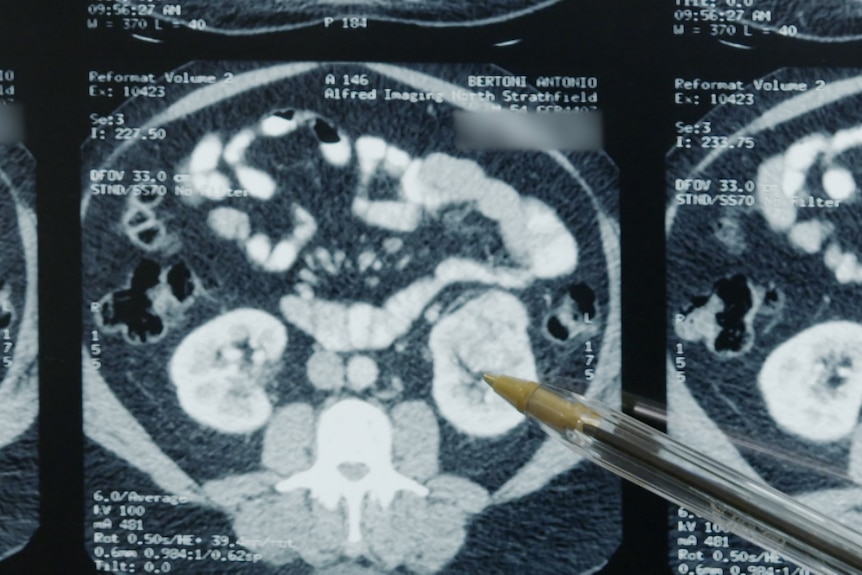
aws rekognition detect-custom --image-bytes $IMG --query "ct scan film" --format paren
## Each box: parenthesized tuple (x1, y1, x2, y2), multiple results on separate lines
(671, 0, 862, 44)
(85, 0, 563, 35)
(81, 61, 621, 574)
(667, 68, 862, 573)
(0, 88, 38, 560)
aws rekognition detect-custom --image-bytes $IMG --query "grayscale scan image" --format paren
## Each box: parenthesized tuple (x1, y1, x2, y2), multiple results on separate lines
(81, 62, 621, 574)
(107, 0, 562, 35)
(721, 0, 862, 43)
(666, 68, 862, 572)
(0, 142, 38, 560)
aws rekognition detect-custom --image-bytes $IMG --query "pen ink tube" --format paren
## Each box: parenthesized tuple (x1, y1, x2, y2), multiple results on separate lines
(526, 388, 862, 575)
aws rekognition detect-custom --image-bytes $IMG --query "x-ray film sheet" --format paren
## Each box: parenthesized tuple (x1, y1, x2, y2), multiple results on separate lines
(0, 73, 38, 558)
(672, 0, 862, 44)
(82, 61, 621, 574)
(667, 68, 862, 574)
(86, 0, 564, 36)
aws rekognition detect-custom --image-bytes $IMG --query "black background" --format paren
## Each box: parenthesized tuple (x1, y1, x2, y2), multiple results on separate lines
(0, 0, 859, 573)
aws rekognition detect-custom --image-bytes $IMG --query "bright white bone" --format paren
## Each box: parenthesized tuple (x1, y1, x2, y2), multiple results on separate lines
(275, 399, 429, 544)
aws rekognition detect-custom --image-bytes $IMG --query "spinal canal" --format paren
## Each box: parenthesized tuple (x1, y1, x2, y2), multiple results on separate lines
(275, 398, 430, 544)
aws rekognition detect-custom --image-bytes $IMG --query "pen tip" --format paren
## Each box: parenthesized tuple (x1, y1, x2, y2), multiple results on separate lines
(482, 373, 539, 413)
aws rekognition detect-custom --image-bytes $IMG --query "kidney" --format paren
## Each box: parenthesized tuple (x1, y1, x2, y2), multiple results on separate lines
(758, 321, 862, 443)
(429, 290, 536, 438)
(168, 308, 288, 434)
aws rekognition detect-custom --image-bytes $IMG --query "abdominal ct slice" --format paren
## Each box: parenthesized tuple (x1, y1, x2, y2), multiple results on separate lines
(0, 143, 37, 559)
(82, 61, 620, 574)
(113, 0, 563, 35)
(666, 68, 862, 573)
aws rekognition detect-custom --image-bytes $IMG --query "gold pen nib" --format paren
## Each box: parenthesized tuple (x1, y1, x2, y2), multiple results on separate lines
(484, 373, 599, 432)
(482, 374, 540, 413)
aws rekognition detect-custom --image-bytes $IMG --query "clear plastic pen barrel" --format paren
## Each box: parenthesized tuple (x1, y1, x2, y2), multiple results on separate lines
(528, 388, 862, 575)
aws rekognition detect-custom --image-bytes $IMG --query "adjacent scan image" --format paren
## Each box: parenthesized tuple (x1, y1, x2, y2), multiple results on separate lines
(0, 138, 38, 559)
(104, 0, 563, 35)
(667, 68, 862, 572)
(82, 62, 621, 574)
(729, 1, 862, 43)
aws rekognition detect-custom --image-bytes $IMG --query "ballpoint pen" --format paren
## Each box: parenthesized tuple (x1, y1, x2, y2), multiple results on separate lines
(483, 373, 862, 575)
